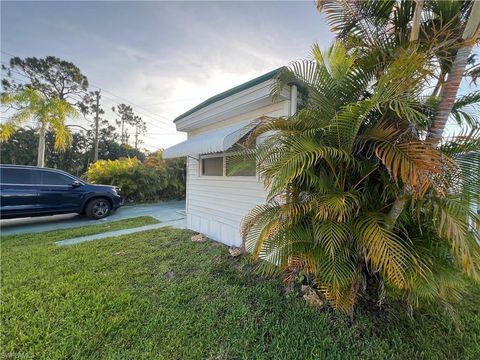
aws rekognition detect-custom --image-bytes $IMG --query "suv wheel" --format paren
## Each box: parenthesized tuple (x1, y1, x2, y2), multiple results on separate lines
(85, 198, 111, 219)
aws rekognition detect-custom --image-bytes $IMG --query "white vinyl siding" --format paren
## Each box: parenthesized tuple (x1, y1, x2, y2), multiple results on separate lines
(186, 156, 267, 246)
(184, 100, 291, 247)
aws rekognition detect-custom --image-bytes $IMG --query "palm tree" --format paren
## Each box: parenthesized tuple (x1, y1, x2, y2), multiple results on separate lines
(428, 0, 480, 140)
(1, 88, 77, 167)
(312, 0, 480, 249)
(241, 42, 479, 312)
(315, 0, 480, 135)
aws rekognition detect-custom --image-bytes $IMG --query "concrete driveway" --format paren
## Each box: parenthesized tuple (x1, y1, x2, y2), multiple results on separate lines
(0, 200, 186, 236)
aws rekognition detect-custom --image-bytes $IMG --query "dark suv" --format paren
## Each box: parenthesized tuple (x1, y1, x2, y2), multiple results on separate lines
(0, 165, 123, 220)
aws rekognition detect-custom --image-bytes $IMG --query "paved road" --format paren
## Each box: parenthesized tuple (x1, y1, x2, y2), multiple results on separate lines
(0, 200, 186, 236)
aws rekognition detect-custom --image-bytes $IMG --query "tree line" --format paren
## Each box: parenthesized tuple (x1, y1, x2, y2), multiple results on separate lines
(0, 125, 146, 177)
(1, 55, 149, 169)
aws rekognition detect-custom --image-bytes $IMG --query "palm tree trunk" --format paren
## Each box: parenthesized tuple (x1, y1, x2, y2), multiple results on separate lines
(428, 46, 474, 141)
(385, 0, 424, 229)
(428, 1, 480, 141)
(385, 196, 407, 230)
(37, 125, 46, 167)
(409, 0, 424, 42)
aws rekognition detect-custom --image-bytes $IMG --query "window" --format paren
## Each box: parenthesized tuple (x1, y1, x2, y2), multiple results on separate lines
(200, 153, 257, 177)
(0, 168, 39, 185)
(225, 155, 256, 176)
(40, 170, 74, 185)
(201, 156, 223, 176)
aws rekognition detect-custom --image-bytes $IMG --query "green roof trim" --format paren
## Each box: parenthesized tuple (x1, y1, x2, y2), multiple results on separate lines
(174, 67, 286, 122)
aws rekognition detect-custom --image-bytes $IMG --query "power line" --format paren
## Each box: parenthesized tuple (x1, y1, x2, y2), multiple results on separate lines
(74, 88, 177, 130)
(68, 92, 175, 139)
(94, 89, 180, 133)
(99, 94, 175, 132)
(75, 88, 179, 133)
(88, 84, 174, 122)
(1, 53, 177, 130)
(100, 97, 169, 130)
(94, 95, 179, 146)
(0, 50, 18, 58)
(1, 74, 28, 85)
(1, 50, 183, 141)
(145, 132, 184, 135)
(72, 85, 177, 132)
(1, 63, 30, 79)
(139, 96, 204, 107)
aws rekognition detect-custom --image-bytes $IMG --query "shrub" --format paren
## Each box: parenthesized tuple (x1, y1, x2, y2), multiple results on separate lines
(85, 155, 185, 202)
(145, 151, 186, 199)
(242, 43, 480, 313)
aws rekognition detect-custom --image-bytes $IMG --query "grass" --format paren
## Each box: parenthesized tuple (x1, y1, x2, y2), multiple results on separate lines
(1, 225, 479, 360)
(0, 216, 159, 248)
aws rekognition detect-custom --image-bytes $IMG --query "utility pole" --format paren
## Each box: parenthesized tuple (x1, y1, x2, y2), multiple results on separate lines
(121, 118, 125, 145)
(94, 90, 100, 162)
(134, 126, 139, 149)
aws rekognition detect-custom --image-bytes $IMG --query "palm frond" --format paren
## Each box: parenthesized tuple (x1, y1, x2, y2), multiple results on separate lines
(429, 197, 480, 278)
(315, 191, 360, 223)
(450, 91, 480, 128)
(374, 140, 454, 196)
(243, 3, 479, 311)
(0, 123, 17, 142)
(356, 214, 416, 289)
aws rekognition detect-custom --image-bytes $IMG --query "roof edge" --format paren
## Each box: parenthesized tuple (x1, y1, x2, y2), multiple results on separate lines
(174, 67, 286, 123)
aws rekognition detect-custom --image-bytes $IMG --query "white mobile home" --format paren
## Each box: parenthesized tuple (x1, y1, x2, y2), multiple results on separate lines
(164, 68, 298, 247)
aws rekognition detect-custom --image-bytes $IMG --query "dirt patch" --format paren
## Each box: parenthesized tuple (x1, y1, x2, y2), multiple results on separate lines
(164, 270, 177, 280)
(191, 233, 208, 243)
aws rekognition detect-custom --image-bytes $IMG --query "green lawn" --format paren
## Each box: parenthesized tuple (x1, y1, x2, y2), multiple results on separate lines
(0, 216, 159, 248)
(1, 222, 479, 360)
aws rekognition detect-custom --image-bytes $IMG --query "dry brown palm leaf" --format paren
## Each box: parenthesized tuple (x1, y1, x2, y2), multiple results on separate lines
(375, 140, 455, 197)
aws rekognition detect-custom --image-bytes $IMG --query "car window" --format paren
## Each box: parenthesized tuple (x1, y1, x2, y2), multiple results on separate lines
(0, 168, 39, 185)
(40, 170, 74, 185)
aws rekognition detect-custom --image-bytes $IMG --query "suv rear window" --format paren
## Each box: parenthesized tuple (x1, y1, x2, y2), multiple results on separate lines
(0, 168, 39, 185)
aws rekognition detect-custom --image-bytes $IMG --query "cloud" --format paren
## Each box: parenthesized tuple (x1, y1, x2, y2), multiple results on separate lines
(1, 0, 333, 150)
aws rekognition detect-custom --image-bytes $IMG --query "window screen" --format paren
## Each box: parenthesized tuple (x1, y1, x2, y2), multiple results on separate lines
(226, 155, 256, 176)
(41, 170, 73, 185)
(202, 157, 223, 176)
(0, 168, 39, 185)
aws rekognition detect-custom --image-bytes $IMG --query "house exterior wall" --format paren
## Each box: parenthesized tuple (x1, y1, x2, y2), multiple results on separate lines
(185, 100, 290, 247)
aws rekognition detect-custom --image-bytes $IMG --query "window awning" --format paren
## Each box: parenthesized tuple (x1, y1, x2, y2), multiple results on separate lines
(163, 121, 254, 159)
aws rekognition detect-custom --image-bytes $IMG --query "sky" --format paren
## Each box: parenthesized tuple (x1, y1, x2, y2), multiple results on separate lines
(1, 0, 333, 150)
